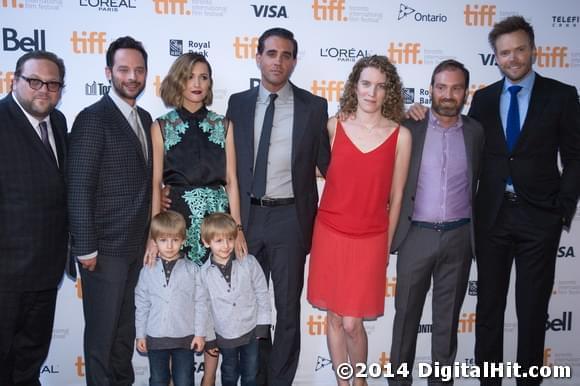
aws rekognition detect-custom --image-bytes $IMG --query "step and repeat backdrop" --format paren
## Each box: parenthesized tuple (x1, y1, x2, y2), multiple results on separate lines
(1, 0, 579, 384)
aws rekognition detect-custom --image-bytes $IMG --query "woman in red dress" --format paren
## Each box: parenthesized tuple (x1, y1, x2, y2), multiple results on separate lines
(307, 55, 411, 385)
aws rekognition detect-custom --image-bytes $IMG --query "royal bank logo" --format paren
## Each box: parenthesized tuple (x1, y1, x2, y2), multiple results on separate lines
(403, 87, 415, 104)
(552, 15, 578, 28)
(85, 81, 110, 96)
(169, 39, 211, 57)
(79, 0, 136, 12)
(315, 356, 332, 371)
(468, 280, 477, 296)
(397, 3, 448, 23)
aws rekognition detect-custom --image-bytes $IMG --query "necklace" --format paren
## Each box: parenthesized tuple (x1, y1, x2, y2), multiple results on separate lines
(361, 119, 381, 133)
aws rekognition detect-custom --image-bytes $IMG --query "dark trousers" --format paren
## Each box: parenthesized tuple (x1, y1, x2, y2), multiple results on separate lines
(148, 348, 195, 386)
(475, 198, 562, 386)
(80, 255, 142, 386)
(0, 289, 57, 386)
(221, 339, 259, 386)
(389, 223, 472, 386)
(246, 204, 307, 386)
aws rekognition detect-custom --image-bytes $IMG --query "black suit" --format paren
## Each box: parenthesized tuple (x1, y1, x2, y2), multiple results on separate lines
(227, 83, 330, 385)
(0, 93, 68, 386)
(469, 73, 580, 385)
(68, 94, 152, 386)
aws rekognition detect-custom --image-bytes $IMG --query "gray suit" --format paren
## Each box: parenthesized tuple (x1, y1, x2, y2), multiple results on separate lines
(389, 112, 484, 385)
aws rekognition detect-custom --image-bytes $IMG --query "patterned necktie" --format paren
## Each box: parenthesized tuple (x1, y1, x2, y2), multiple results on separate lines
(38, 121, 56, 162)
(506, 85, 522, 152)
(252, 93, 278, 198)
(130, 107, 148, 160)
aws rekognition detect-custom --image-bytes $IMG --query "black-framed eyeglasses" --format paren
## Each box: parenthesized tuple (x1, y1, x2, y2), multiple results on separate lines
(18, 75, 64, 92)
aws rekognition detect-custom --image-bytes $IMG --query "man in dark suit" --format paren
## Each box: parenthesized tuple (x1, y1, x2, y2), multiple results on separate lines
(469, 16, 580, 385)
(389, 60, 484, 385)
(0, 51, 68, 386)
(67, 36, 152, 386)
(226, 27, 330, 385)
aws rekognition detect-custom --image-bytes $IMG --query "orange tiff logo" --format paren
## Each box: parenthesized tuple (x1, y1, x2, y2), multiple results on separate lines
(233, 36, 259, 59)
(306, 314, 327, 335)
(75, 356, 85, 377)
(0, 71, 14, 94)
(387, 42, 422, 64)
(536, 46, 569, 68)
(71, 31, 107, 54)
(385, 276, 396, 298)
(1, 0, 23, 8)
(544, 348, 553, 366)
(457, 312, 476, 333)
(153, 75, 162, 97)
(75, 278, 83, 299)
(464, 4, 496, 26)
(311, 80, 344, 102)
(153, 0, 190, 15)
(312, 0, 347, 21)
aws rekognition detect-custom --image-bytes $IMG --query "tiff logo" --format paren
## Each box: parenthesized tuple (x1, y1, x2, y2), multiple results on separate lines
(310, 80, 344, 102)
(312, 0, 347, 21)
(70, 31, 107, 54)
(536, 46, 569, 68)
(233, 36, 259, 59)
(1, 0, 24, 8)
(387, 42, 422, 64)
(306, 314, 327, 335)
(154, 0, 191, 15)
(464, 4, 496, 26)
(0, 71, 14, 94)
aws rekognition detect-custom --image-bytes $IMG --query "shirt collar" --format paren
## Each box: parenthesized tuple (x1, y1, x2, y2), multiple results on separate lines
(258, 81, 292, 103)
(12, 92, 48, 129)
(209, 253, 234, 268)
(428, 108, 463, 132)
(108, 87, 136, 119)
(503, 70, 536, 94)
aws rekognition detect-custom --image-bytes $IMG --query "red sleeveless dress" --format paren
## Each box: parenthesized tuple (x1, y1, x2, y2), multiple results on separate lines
(307, 121, 399, 318)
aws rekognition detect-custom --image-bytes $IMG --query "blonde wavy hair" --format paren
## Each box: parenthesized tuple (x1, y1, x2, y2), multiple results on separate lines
(160, 52, 213, 108)
(339, 55, 404, 123)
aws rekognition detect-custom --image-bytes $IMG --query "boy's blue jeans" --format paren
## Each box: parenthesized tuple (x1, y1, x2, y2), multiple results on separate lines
(148, 348, 195, 386)
(220, 339, 259, 386)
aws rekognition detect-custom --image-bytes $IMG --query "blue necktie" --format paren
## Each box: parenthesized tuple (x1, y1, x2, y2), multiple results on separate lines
(252, 93, 278, 198)
(506, 85, 522, 152)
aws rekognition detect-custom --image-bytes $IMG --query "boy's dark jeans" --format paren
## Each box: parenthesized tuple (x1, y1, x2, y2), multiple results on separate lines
(220, 339, 259, 386)
(148, 348, 195, 386)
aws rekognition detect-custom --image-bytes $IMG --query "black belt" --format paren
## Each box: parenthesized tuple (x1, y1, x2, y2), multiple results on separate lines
(503, 191, 519, 202)
(412, 218, 470, 232)
(250, 197, 295, 207)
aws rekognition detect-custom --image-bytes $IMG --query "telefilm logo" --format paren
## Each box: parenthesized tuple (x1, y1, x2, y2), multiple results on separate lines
(251, 4, 287, 18)
(315, 356, 332, 371)
(397, 3, 448, 23)
(154, 0, 191, 15)
(79, 0, 136, 12)
(85, 81, 110, 96)
(71, 31, 107, 54)
(310, 80, 344, 102)
(2, 28, 46, 52)
(545, 312, 572, 332)
(552, 15, 578, 28)
(312, 0, 346, 22)
(40, 364, 59, 375)
(0, 71, 14, 95)
(464, 4, 496, 26)
(319, 47, 371, 62)
(233, 36, 259, 59)
(387, 42, 422, 65)
(169, 39, 211, 57)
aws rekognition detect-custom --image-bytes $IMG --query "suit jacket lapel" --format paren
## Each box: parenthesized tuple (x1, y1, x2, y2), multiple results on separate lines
(50, 113, 67, 172)
(462, 118, 475, 187)
(490, 81, 508, 153)
(407, 116, 428, 195)
(291, 84, 308, 165)
(514, 74, 543, 152)
(243, 88, 259, 164)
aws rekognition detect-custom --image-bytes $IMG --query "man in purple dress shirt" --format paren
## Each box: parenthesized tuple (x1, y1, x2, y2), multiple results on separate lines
(388, 60, 484, 385)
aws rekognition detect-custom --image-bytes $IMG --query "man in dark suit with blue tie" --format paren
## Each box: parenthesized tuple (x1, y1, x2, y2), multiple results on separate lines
(68, 36, 152, 386)
(226, 28, 330, 385)
(0, 51, 68, 386)
(469, 16, 580, 385)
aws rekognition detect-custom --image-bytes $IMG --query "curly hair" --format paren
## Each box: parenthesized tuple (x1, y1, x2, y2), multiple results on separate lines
(160, 52, 213, 108)
(339, 55, 404, 123)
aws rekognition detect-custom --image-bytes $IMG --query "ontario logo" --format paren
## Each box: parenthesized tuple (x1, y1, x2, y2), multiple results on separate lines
(397, 3, 448, 23)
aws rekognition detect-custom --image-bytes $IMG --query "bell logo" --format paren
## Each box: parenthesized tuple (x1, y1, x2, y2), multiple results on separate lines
(75, 356, 85, 377)
(457, 312, 476, 333)
(310, 80, 344, 102)
(0, 71, 14, 94)
(75, 278, 83, 299)
(464, 4, 496, 26)
(545, 311, 572, 331)
(536, 46, 569, 68)
(312, 0, 347, 22)
(2, 28, 46, 52)
(233, 36, 259, 59)
(71, 31, 107, 54)
(306, 314, 327, 335)
(153, 0, 191, 15)
(387, 42, 422, 64)
(1, 0, 24, 8)
(251, 4, 288, 18)
(385, 276, 396, 297)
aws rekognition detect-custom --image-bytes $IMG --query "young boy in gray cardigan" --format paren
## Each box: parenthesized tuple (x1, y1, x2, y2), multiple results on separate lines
(200, 212, 271, 386)
(135, 210, 213, 386)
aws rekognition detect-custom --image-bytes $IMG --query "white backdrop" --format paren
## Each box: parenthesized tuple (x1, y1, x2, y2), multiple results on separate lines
(1, 0, 579, 384)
